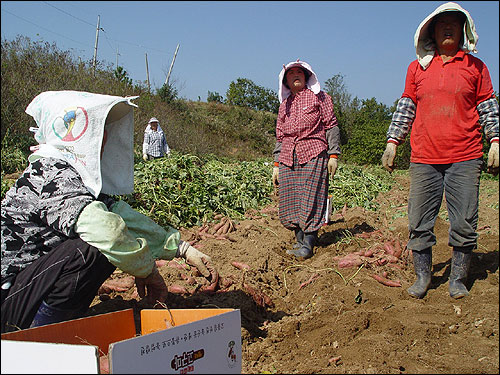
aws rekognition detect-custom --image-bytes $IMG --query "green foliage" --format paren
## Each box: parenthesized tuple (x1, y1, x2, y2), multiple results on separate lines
(114, 66, 132, 86)
(124, 151, 274, 227)
(122, 152, 396, 229)
(157, 83, 178, 103)
(329, 163, 393, 211)
(225, 78, 279, 114)
(207, 91, 224, 103)
(340, 98, 393, 165)
(1, 172, 17, 199)
(324, 73, 352, 116)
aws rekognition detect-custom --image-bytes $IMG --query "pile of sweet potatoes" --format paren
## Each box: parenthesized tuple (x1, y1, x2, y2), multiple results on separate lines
(183, 215, 237, 248)
(333, 230, 410, 287)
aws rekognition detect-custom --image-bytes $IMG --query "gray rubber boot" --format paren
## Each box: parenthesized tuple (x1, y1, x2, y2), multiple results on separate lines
(292, 228, 304, 249)
(449, 247, 473, 299)
(30, 300, 77, 328)
(287, 231, 316, 259)
(407, 248, 432, 299)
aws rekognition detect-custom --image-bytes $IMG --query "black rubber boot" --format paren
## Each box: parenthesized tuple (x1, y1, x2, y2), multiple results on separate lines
(287, 231, 316, 259)
(449, 247, 473, 299)
(30, 300, 77, 328)
(292, 228, 304, 249)
(407, 248, 432, 299)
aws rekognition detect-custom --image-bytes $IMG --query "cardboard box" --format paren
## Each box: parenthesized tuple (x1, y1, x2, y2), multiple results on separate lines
(1, 308, 241, 374)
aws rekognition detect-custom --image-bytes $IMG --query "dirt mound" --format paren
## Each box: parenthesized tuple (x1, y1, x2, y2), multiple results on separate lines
(89, 174, 499, 374)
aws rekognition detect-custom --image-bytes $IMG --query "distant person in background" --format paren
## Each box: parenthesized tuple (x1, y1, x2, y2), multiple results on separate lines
(272, 59, 341, 260)
(381, 2, 499, 299)
(142, 117, 171, 161)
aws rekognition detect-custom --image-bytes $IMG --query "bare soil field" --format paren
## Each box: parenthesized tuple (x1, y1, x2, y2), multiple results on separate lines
(89, 173, 499, 374)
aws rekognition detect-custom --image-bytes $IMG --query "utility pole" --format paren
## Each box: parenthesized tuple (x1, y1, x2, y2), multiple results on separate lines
(116, 46, 120, 69)
(92, 15, 101, 77)
(145, 53, 150, 93)
(165, 43, 180, 86)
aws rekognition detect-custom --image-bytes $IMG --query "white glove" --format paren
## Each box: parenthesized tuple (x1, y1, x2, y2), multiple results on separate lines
(177, 240, 211, 277)
(272, 166, 279, 187)
(381, 142, 397, 173)
(487, 142, 499, 175)
(328, 157, 338, 178)
(143, 154, 148, 161)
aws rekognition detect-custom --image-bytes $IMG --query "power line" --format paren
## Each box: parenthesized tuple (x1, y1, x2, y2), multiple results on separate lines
(43, 1, 168, 55)
(1, 8, 91, 48)
(42, 1, 98, 29)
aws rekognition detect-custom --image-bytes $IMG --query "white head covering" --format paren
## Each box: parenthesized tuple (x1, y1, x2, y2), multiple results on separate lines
(278, 59, 321, 103)
(414, 2, 478, 70)
(145, 117, 163, 133)
(25, 90, 139, 198)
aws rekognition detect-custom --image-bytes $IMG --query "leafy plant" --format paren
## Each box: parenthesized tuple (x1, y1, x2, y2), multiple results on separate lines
(157, 83, 178, 103)
(225, 78, 279, 114)
(207, 91, 224, 103)
(123, 151, 274, 228)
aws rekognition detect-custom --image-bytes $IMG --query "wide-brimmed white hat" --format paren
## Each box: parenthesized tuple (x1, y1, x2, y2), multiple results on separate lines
(278, 59, 320, 103)
(148, 117, 159, 124)
(414, 2, 478, 70)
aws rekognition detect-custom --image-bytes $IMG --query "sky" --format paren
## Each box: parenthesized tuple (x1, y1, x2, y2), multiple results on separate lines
(1, 1, 499, 108)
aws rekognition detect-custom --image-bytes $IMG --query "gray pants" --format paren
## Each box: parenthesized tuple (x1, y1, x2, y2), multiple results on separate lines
(407, 158, 483, 252)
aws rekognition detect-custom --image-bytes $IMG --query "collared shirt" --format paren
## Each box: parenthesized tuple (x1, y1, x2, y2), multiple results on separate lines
(276, 89, 339, 166)
(399, 50, 495, 164)
(143, 130, 170, 157)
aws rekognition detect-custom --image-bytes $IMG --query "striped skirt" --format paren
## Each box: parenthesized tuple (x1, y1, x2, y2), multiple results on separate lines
(278, 151, 329, 233)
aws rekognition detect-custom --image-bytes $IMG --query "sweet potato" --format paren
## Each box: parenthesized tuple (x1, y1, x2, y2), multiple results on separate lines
(220, 275, 237, 289)
(335, 253, 364, 268)
(180, 273, 196, 285)
(383, 242, 395, 256)
(328, 356, 342, 366)
(210, 219, 226, 235)
(168, 284, 189, 294)
(218, 220, 231, 235)
(363, 249, 374, 257)
(370, 273, 401, 287)
(299, 273, 320, 289)
(217, 234, 237, 242)
(243, 282, 274, 308)
(231, 261, 251, 271)
(168, 260, 189, 271)
(393, 239, 402, 258)
(338, 257, 363, 269)
(386, 254, 400, 263)
(199, 261, 219, 294)
(376, 258, 388, 266)
(98, 277, 135, 294)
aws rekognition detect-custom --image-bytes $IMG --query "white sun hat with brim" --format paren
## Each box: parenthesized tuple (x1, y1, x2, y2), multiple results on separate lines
(145, 117, 163, 133)
(414, 1, 478, 70)
(278, 59, 321, 103)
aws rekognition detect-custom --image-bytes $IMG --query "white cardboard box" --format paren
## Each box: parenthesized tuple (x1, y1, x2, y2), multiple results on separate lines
(1, 308, 241, 374)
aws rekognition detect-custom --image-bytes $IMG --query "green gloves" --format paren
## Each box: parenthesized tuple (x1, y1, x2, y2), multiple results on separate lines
(75, 200, 180, 278)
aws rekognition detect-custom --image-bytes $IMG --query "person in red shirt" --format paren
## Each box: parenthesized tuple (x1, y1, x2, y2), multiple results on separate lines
(272, 59, 341, 259)
(382, 2, 499, 299)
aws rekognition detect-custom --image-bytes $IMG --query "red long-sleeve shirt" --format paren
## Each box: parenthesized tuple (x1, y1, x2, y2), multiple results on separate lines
(402, 50, 494, 164)
(276, 88, 338, 167)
